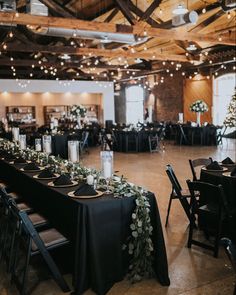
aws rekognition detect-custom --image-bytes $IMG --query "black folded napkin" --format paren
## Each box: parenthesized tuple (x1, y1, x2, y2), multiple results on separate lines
(4, 153, 16, 161)
(74, 183, 97, 196)
(222, 157, 235, 164)
(38, 168, 56, 179)
(23, 162, 40, 171)
(53, 174, 72, 186)
(206, 161, 223, 170)
(14, 157, 27, 164)
(231, 167, 236, 176)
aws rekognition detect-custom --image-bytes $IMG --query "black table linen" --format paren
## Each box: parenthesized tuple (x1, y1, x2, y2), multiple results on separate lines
(0, 159, 170, 294)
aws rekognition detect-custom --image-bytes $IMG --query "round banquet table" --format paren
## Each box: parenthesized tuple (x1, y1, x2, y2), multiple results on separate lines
(177, 125, 219, 145)
(200, 165, 236, 242)
(113, 129, 163, 152)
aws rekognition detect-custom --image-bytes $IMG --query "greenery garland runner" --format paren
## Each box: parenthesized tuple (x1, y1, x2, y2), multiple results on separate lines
(0, 138, 155, 282)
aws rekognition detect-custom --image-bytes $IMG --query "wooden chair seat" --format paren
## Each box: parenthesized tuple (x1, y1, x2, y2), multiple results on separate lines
(29, 213, 48, 227)
(8, 192, 22, 201)
(31, 228, 68, 252)
(17, 203, 32, 212)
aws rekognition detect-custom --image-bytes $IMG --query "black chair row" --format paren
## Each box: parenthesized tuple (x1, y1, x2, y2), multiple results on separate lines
(165, 161, 230, 258)
(0, 182, 70, 295)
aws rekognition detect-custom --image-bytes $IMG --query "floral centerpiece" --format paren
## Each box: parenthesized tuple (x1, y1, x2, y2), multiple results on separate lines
(189, 100, 208, 125)
(189, 100, 208, 113)
(69, 105, 87, 117)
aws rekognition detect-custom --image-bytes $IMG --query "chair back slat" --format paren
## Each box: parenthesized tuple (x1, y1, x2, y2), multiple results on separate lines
(166, 164, 182, 193)
(189, 158, 213, 181)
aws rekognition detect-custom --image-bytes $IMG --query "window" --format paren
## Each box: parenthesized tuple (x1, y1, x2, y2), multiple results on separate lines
(126, 86, 144, 124)
(213, 74, 236, 130)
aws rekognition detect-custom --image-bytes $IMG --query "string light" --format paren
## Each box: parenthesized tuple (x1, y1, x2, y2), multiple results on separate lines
(202, 7, 206, 14)
(227, 12, 231, 19)
(9, 31, 13, 38)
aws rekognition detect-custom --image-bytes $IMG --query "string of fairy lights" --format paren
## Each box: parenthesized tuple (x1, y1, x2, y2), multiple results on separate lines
(0, 23, 235, 91)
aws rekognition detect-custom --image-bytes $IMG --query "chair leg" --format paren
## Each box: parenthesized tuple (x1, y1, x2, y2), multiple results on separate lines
(165, 196, 173, 226)
(188, 215, 194, 248)
(21, 238, 32, 295)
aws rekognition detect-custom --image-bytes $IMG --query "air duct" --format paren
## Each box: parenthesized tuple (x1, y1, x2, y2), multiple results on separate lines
(0, 0, 16, 11)
(172, 11, 198, 27)
(26, 0, 147, 45)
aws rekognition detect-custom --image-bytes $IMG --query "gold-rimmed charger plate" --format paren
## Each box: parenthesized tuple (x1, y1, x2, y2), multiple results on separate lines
(9, 160, 30, 165)
(68, 190, 103, 199)
(20, 166, 44, 172)
(48, 180, 78, 188)
(219, 162, 236, 167)
(222, 172, 236, 178)
(201, 166, 228, 172)
(33, 173, 60, 180)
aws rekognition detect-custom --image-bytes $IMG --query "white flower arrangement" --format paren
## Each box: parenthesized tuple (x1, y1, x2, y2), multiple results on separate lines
(0, 138, 154, 283)
(70, 104, 87, 117)
(189, 100, 209, 113)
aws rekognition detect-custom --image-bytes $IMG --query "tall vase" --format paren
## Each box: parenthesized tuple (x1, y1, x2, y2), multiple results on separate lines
(196, 112, 201, 126)
(77, 116, 81, 129)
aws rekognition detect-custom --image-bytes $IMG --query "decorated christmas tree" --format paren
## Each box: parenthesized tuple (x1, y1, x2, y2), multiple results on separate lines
(224, 88, 236, 127)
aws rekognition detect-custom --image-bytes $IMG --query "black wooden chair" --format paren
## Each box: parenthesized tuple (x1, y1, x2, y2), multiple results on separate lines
(187, 180, 229, 258)
(189, 158, 213, 181)
(165, 164, 192, 226)
(0, 188, 47, 273)
(220, 238, 236, 295)
(178, 125, 189, 145)
(8, 199, 70, 295)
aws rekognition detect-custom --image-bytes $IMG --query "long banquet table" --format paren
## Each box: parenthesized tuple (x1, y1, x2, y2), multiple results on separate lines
(0, 158, 170, 294)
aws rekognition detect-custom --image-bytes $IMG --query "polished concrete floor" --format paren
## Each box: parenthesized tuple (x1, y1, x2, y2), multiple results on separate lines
(1, 138, 236, 295)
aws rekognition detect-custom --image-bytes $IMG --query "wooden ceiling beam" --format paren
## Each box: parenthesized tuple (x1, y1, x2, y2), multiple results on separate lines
(0, 12, 235, 46)
(127, 0, 162, 27)
(114, 0, 136, 25)
(189, 10, 225, 33)
(139, 0, 162, 22)
(104, 8, 119, 23)
(3, 43, 194, 62)
(39, 0, 76, 18)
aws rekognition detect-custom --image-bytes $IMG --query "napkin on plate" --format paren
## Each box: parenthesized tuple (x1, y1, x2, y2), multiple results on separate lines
(231, 167, 236, 176)
(23, 162, 40, 171)
(4, 153, 16, 161)
(38, 168, 56, 178)
(53, 174, 72, 185)
(206, 161, 223, 170)
(74, 183, 97, 196)
(222, 157, 235, 164)
(14, 157, 27, 164)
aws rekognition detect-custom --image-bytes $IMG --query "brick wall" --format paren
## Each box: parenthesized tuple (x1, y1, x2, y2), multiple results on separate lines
(151, 74, 184, 122)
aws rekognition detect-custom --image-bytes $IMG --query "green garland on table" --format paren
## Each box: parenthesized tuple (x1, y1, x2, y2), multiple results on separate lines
(0, 138, 155, 282)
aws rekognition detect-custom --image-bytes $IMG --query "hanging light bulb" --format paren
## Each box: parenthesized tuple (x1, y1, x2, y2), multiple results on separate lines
(202, 7, 206, 14)
(9, 31, 13, 38)
(227, 12, 231, 19)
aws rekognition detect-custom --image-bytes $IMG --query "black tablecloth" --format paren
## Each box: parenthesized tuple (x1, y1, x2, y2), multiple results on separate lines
(113, 129, 162, 152)
(200, 167, 236, 242)
(176, 125, 218, 145)
(0, 159, 170, 294)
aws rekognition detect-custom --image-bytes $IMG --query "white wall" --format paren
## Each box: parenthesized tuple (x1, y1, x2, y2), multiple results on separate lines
(125, 86, 144, 124)
(0, 79, 115, 123)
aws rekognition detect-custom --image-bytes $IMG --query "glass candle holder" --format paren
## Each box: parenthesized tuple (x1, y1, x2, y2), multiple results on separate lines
(12, 127, 19, 142)
(35, 138, 42, 152)
(19, 134, 26, 150)
(43, 135, 52, 154)
(100, 151, 113, 194)
(68, 140, 80, 163)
